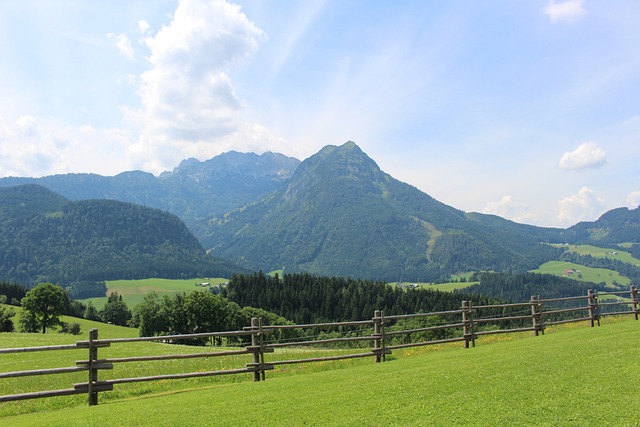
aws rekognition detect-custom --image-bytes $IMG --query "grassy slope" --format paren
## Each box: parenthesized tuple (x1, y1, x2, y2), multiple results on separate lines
(4, 318, 640, 426)
(531, 261, 630, 287)
(564, 244, 640, 266)
(80, 277, 229, 309)
(0, 304, 139, 340)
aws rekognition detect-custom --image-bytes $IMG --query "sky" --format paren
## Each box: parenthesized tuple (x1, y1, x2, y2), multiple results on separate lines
(0, 0, 639, 228)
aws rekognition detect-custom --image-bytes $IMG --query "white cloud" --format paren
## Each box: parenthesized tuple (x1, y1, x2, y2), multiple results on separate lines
(559, 141, 606, 169)
(543, 0, 587, 24)
(0, 116, 133, 177)
(556, 187, 605, 226)
(483, 195, 537, 224)
(107, 33, 135, 61)
(627, 191, 640, 209)
(125, 0, 269, 172)
(138, 20, 150, 34)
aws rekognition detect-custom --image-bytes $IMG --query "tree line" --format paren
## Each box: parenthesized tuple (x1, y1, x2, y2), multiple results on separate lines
(224, 272, 509, 325)
(0, 282, 133, 334)
(460, 272, 610, 303)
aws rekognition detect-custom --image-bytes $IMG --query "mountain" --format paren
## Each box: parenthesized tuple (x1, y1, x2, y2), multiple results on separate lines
(557, 207, 640, 245)
(201, 142, 562, 281)
(0, 184, 246, 289)
(0, 151, 300, 227)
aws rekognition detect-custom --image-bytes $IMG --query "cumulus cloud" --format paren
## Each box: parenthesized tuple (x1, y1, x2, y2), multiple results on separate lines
(483, 195, 536, 224)
(138, 20, 150, 34)
(627, 191, 640, 209)
(556, 187, 605, 226)
(108, 33, 135, 60)
(543, 0, 587, 23)
(124, 0, 269, 172)
(559, 141, 606, 169)
(0, 116, 132, 177)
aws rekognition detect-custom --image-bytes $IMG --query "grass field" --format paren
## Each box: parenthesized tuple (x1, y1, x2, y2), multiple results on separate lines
(79, 277, 229, 309)
(424, 281, 477, 292)
(2, 317, 640, 426)
(557, 244, 640, 266)
(0, 306, 377, 418)
(530, 261, 630, 287)
(388, 281, 477, 292)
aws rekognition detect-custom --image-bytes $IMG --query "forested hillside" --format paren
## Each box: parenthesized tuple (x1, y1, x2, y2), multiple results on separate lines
(2, 143, 638, 283)
(0, 151, 300, 227)
(204, 142, 561, 281)
(557, 207, 640, 245)
(0, 185, 245, 292)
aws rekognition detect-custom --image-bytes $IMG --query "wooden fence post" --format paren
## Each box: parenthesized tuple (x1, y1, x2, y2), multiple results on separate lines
(249, 317, 265, 381)
(462, 301, 475, 348)
(530, 295, 543, 336)
(373, 310, 386, 363)
(587, 289, 600, 327)
(88, 328, 99, 406)
(631, 286, 639, 321)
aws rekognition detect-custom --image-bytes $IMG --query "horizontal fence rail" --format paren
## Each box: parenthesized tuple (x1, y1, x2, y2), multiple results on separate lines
(1, 286, 638, 406)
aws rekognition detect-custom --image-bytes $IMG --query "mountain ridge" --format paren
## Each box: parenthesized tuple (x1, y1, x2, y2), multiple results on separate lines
(0, 151, 301, 227)
(1, 142, 639, 282)
(0, 184, 246, 290)
(201, 142, 562, 280)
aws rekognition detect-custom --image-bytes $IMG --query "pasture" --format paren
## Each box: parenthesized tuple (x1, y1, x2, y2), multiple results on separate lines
(559, 244, 640, 266)
(530, 261, 630, 287)
(79, 277, 229, 309)
(2, 317, 639, 426)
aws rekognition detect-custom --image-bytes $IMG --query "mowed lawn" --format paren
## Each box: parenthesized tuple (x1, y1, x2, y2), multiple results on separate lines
(80, 277, 229, 309)
(3, 317, 640, 426)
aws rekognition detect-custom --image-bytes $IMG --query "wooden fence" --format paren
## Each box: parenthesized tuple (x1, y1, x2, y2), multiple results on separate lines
(1, 286, 638, 406)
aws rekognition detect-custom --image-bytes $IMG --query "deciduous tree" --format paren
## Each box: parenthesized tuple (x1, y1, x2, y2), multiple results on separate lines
(19, 282, 65, 333)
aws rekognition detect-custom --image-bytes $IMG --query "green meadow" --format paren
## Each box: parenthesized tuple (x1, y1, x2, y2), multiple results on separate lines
(530, 261, 630, 287)
(560, 244, 640, 266)
(80, 277, 229, 309)
(424, 281, 477, 292)
(2, 317, 639, 426)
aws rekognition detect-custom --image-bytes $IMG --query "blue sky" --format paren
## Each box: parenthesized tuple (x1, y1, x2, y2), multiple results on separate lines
(0, 0, 638, 228)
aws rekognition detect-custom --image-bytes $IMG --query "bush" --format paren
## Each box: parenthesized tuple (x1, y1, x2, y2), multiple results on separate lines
(59, 321, 82, 335)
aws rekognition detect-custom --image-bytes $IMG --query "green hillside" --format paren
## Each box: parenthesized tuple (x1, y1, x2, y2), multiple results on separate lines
(561, 244, 640, 266)
(203, 142, 560, 281)
(558, 206, 640, 245)
(3, 318, 639, 426)
(531, 261, 630, 287)
(0, 185, 245, 291)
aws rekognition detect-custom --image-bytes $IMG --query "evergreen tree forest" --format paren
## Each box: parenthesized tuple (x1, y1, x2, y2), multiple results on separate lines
(226, 272, 507, 324)
(460, 272, 610, 303)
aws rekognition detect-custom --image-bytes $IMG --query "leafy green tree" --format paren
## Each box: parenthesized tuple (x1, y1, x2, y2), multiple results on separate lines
(101, 292, 132, 326)
(19, 283, 65, 333)
(0, 295, 16, 332)
(133, 292, 167, 337)
(83, 301, 101, 321)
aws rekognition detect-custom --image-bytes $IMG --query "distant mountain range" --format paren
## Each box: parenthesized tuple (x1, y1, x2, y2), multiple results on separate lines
(1, 142, 639, 283)
(0, 151, 300, 227)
